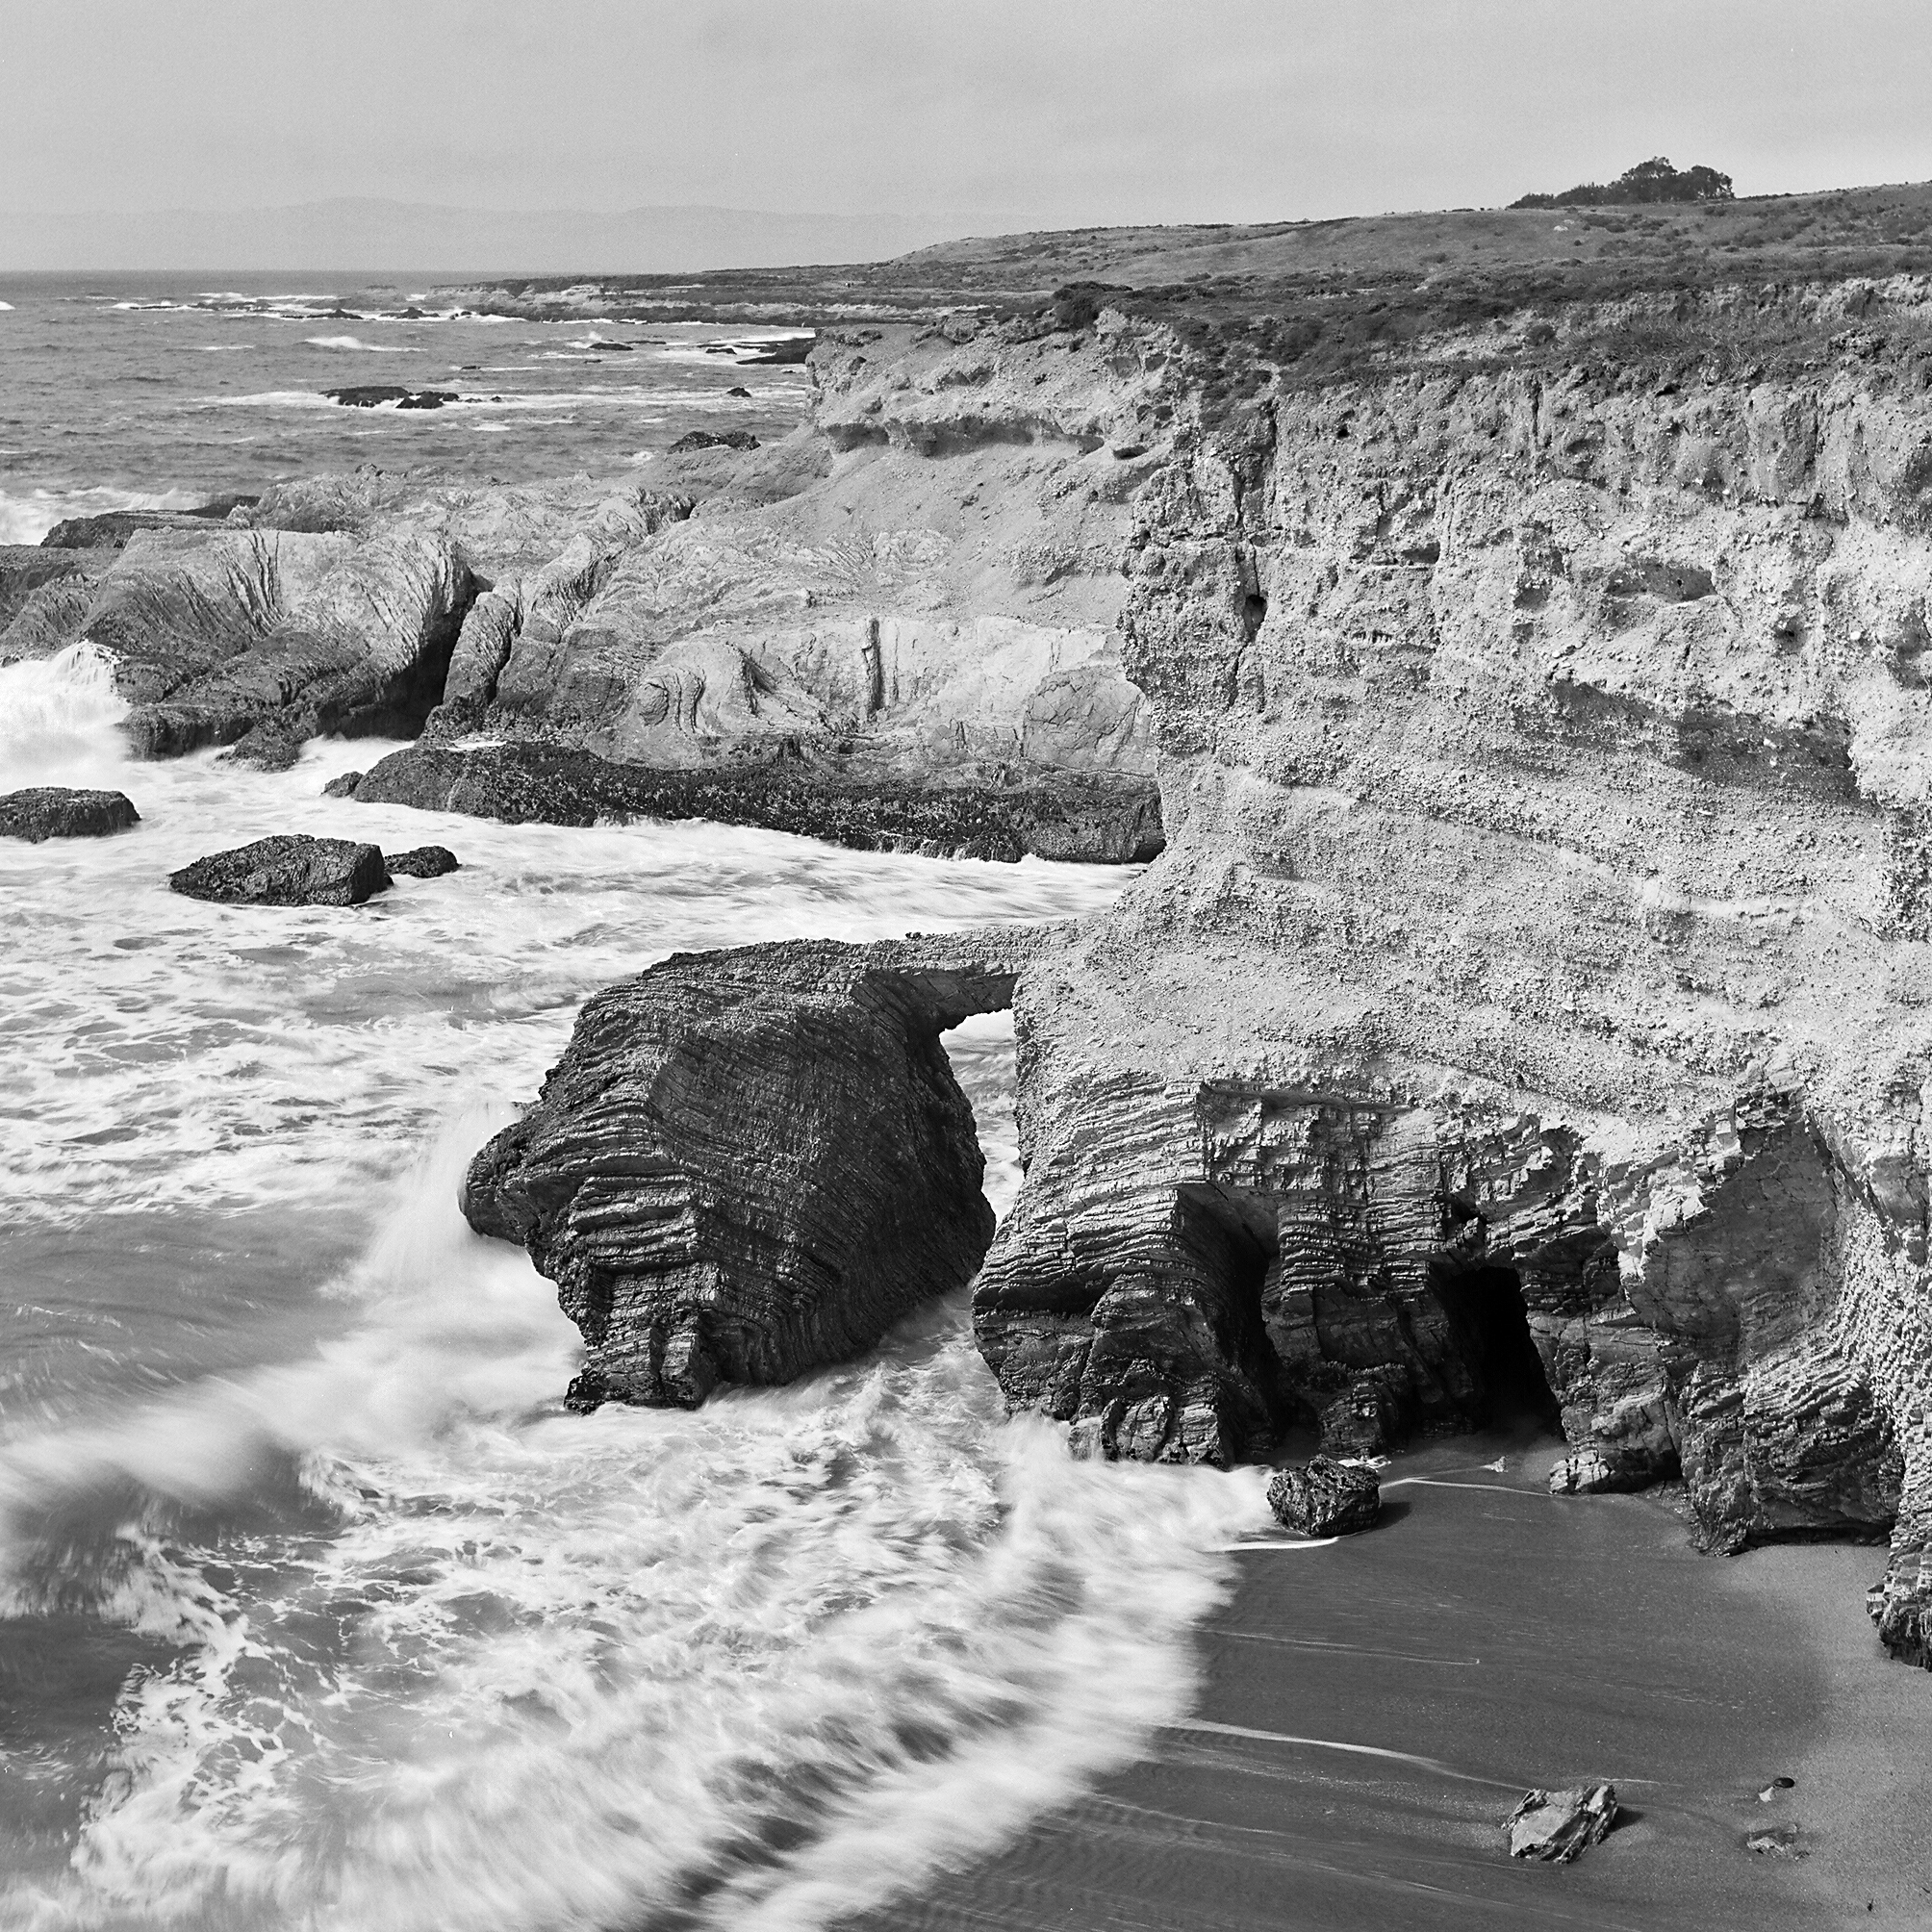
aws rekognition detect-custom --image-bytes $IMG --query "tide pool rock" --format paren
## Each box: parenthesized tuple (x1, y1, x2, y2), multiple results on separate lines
(0, 787, 140, 843)
(1505, 1783, 1619, 1863)
(168, 833, 390, 905)
(1266, 1457, 1382, 1537)
(384, 845, 459, 877)
(461, 936, 1018, 1410)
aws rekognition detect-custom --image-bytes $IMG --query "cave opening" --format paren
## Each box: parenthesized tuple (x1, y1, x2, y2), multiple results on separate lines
(1431, 1262, 1562, 1431)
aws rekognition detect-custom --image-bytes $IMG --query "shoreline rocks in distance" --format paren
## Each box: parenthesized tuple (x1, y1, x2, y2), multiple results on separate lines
(167, 833, 391, 906)
(322, 386, 460, 411)
(1267, 1457, 1382, 1537)
(668, 429, 760, 453)
(0, 787, 140, 842)
(461, 936, 1019, 1410)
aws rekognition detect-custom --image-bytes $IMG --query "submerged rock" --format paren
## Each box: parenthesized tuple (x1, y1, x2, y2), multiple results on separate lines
(323, 386, 458, 410)
(1266, 1457, 1382, 1537)
(0, 787, 140, 843)
(1505, 1784, 1619, 1863)
(461, 937, 1017, 1410)
(384, 845, 459, 877)
(168, 834, 391, 906)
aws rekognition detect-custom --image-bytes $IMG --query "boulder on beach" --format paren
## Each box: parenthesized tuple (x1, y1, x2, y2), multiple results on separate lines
(462, 937, 1018, 1411)
(1266, 1457, 1382, 1537)
(0, 787, 140, 843)
(167, 833, 391, 906)
(1505, 1784, 1619, 1863)
(384, 845, 459, 877)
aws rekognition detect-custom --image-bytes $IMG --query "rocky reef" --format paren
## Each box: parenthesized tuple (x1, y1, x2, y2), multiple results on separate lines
(461, 938, 1016, 1408)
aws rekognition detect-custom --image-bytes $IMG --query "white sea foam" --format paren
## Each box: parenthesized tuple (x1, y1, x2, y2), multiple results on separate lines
(302, 335, 420, 352)
(0, 683, 1227, 1929)
(0, 640, 130, 788)
(0, 483, 201, 546)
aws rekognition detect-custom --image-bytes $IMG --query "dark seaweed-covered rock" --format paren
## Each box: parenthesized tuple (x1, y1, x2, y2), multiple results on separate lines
(668, 429, 761, 453)
(462, 938, 1018, 1410)
(323, 386, 459, 410)
(1266, 1457, 1382, 1537)
(168, 834, 390, 905)
(384, 845, 459, 877)
(349, 741, 1162, 865)
(1505, 1784, 1619, 1863)
(0, 787, 140, 843)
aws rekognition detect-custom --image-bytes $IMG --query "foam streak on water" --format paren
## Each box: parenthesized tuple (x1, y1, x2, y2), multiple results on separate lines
(0, 652, 1265, 1931)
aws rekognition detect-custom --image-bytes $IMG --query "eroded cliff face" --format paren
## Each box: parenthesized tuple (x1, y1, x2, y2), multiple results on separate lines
(951, 279, 1932, 1662)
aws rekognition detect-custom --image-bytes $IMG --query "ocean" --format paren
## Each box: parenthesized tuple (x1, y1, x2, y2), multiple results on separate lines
(0, 270, 812, 543)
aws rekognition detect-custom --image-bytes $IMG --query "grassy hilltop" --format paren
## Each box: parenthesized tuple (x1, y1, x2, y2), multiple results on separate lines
(443, 178, 1932, 398)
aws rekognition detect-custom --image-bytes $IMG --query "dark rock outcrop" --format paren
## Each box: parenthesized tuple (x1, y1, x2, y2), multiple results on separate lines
(1506, 1784, 1619, 1863)
(323, 386, 458, 410)
(1266, 1457, 1381, 1536)
(0, 787, 140, 842)
(167, 834, 391, 906)
(0, 546, 95, 630)
(384, 844, 459, 877)
(669, 429, 760, 453)
(461, 937, 1017, 1409)
(348, 741, 1162, 864)
(321, 771, 363, 799)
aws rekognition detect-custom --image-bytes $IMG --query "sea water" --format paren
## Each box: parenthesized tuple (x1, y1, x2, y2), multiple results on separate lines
(0, 651, 1269, 1931)
(0, 271, 812, 543)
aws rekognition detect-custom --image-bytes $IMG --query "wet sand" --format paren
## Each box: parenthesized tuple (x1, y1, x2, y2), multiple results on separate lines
(882, 1430, 1932, 1932)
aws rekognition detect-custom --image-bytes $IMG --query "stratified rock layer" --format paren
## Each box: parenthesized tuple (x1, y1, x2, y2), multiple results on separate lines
(461, 938, 1017, 1408)
(168, 834, 391, 906)
(0, 787, 140, 842)
(2, 521, 473, 764)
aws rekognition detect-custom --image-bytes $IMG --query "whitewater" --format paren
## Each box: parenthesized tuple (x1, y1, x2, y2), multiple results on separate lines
(0, 647, 1269, 1931)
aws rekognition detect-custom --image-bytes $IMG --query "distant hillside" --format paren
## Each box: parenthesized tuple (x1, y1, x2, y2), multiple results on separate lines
(0, 199, 949, 273)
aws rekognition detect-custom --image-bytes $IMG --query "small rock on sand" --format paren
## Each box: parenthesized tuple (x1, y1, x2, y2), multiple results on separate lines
(1266, 1456, 1381, 1537)
(1506, 1783, 1619, 1863)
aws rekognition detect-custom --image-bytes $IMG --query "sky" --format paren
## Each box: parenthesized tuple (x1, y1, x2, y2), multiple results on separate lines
(4, 0, 1929, 238)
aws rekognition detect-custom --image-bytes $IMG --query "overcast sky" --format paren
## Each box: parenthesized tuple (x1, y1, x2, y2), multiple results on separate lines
(6, 0, 1928, 232)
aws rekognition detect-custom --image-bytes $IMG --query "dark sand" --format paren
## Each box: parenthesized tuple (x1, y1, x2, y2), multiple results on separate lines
(883, 1430, 1932, 1932)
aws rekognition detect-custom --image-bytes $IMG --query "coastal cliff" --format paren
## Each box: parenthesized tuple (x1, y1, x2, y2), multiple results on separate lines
(17, 191, 1932, 1665)
(450, 246, 1932, 1664)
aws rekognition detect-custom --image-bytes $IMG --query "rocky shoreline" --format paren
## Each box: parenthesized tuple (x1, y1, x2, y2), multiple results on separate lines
(10, 197, 1932, 1673)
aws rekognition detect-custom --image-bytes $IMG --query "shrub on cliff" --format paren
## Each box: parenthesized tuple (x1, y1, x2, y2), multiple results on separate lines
(1514, 156, 1735, 209)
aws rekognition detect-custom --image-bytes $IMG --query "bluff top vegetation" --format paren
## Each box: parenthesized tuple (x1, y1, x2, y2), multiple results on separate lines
(1513, 156, 1736, 210)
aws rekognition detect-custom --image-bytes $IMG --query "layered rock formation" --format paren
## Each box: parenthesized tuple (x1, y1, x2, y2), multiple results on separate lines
(462, 938, 1016, 1408)
(1, 520, 471, 765)
(908, 280, 1932, 1661)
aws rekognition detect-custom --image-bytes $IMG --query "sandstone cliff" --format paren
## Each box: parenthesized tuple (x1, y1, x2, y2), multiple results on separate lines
(428, 257, 1932, 1665)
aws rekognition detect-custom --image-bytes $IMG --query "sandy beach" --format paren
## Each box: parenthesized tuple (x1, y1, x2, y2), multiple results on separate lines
(881, 1431, 1932, 1932)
